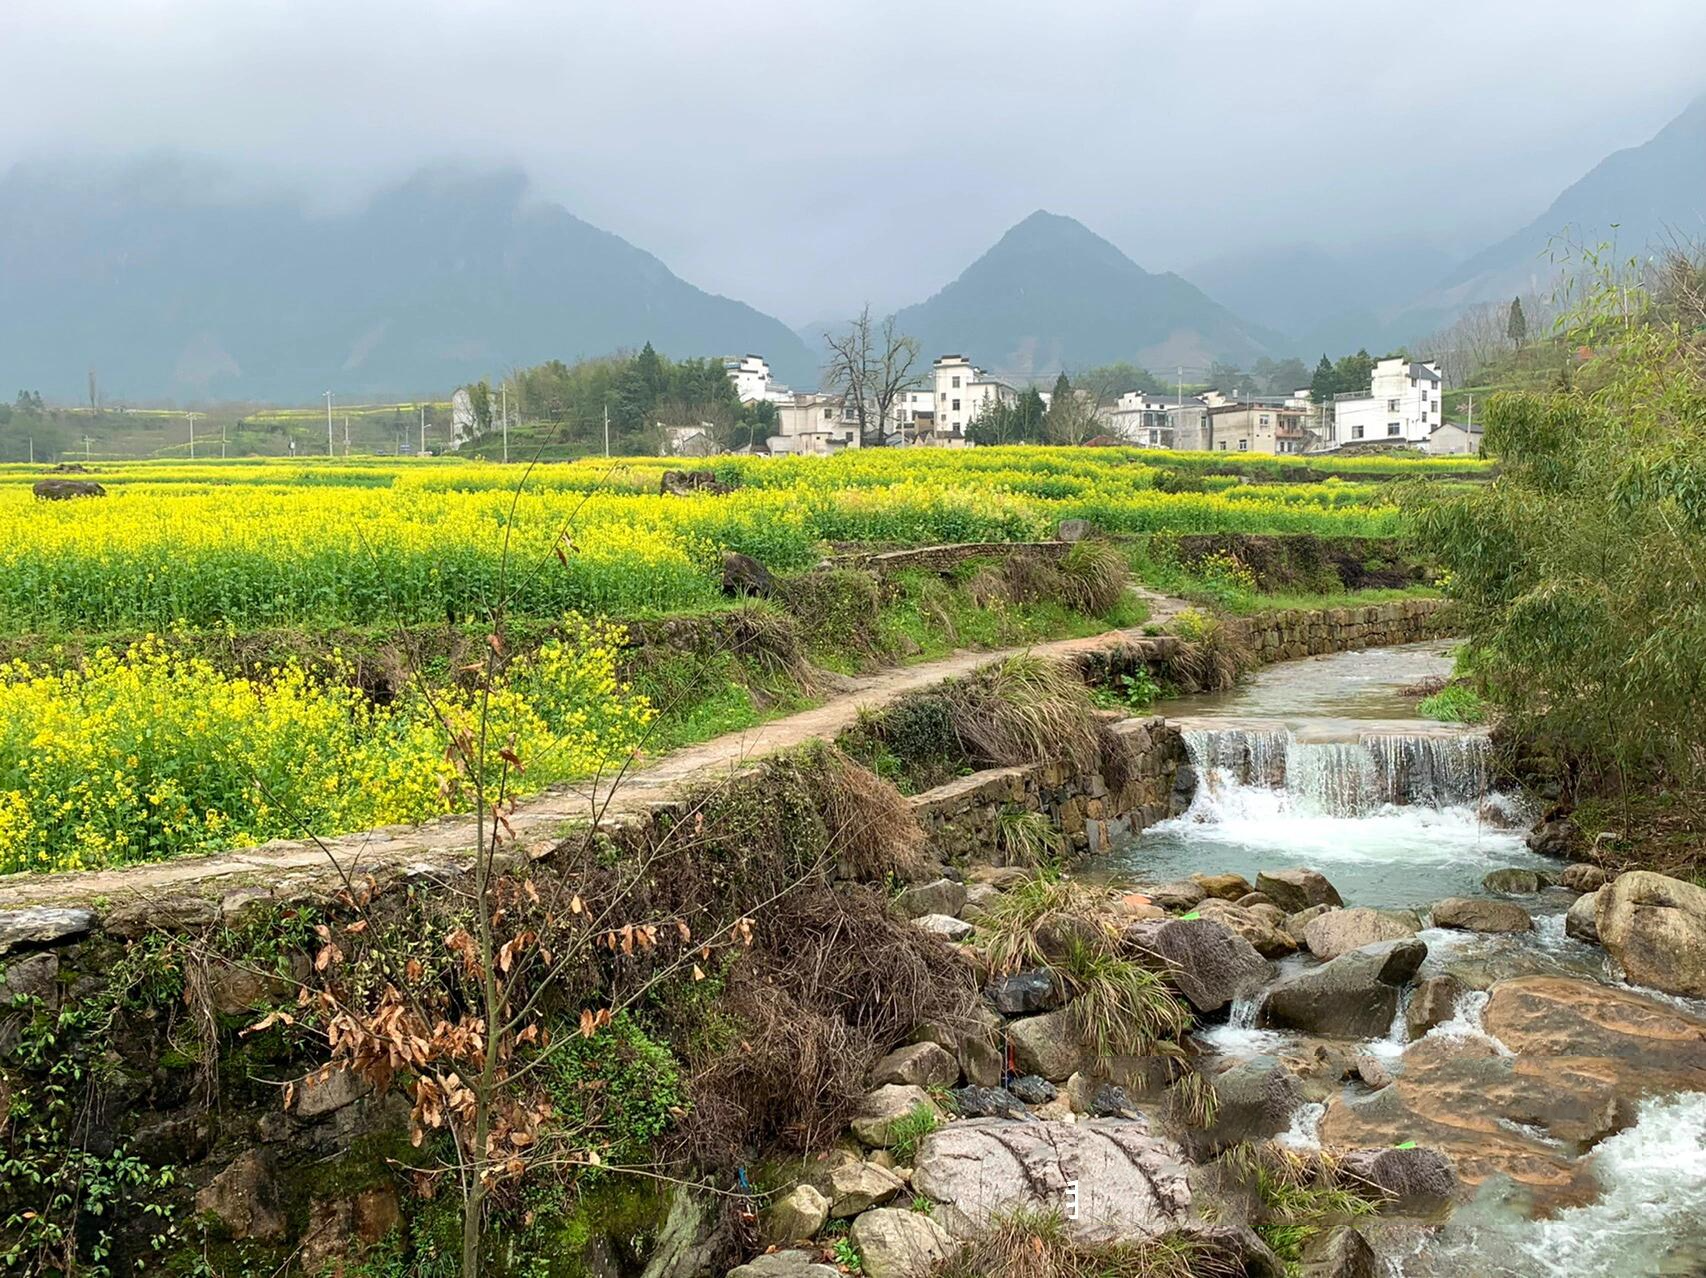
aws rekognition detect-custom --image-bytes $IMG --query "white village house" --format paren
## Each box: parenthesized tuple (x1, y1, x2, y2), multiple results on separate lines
(1331, 358, 1443, 447)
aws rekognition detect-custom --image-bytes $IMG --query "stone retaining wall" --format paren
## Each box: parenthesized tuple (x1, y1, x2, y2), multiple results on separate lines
(909, 717, 1184, 863)
(1233, 597, 1449, 663)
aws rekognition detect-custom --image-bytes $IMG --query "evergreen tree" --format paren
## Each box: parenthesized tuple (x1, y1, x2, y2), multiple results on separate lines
(1310, 355, 1337, 406)
(1506, 297, 1527, 347)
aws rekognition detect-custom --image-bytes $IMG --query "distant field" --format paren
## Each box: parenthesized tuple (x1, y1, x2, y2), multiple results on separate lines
(0, 447, 1464, 632)
(0, 445, 1461, 873)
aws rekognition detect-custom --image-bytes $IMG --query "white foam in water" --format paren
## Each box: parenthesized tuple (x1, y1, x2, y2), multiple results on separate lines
(1196, 993, 1292, 1057)
(1423, 988, 1512, 1056)
(1276, 1100, 1325, 1151)
(1405, 1092, 1706, 1277)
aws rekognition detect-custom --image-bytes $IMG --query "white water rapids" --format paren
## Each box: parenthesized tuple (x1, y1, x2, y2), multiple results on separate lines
(1099, 647, 1706, 1275)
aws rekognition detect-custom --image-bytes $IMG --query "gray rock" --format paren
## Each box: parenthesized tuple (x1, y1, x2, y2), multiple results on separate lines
(896, 878, 967, 920)
(850, 1085, 940, 1148)
(1302, 1225, 1377, 1278)
(103, 894, 219, 938)
(948, 1086, 1031, 1120)
(1405, 975, 1464, 1039)
(1236, 891, 1276, 909)
(1430, 897, 1533, 933)
(913, 1118, 1192, 1243)
(1302, 908, 1422, 961)
(828, 1161, 905, 1217)
(1559, 863, 1609, 894)
(984, 969, 1062, 1015)
(1481, 868, 1553, 895)
(0, 952, 58, 1002)
(847, 1207, 956, 1278)
(1565, 888, 1602, 943)
(1056, 518, 1093, 543)
(0, 907, 96, 955)
(1124, 916, 1269, 1014)
(1088, 1083, 1143, 1119)
(1262, 939, 1428, 1039)
(761, 1184, 829, 1245)
(727, 1250, 839, 1278)
(1351, 1054, 1392, 1090)
(911, 1006, 1003, 1088)
(291, 1065, 373, 1119)
(868, 1042, 959, 1089)
(1149, 880, 1207, 911)
(721, 551, 774, 597)
(1007, 1074, 1057, 1104)
(1197, 900, 1298, 957)
(1175, 1060, 1304, 1158)
(960, 883, 1002, 920)
(1527, 815, 1580, 859)
(1005, 1008, 1086, 1082)
(195, 1149, 286, 1240)
(1339, 1146, 1457, 1214)
(912, 914, 973, 942)
(1596, 871, 1706, 998)
(1192, 873, 1254, 901)
(1254, 868, 1343, 913)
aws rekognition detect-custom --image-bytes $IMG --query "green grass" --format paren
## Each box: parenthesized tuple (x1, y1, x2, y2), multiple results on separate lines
(1417, 681, 1487, 724)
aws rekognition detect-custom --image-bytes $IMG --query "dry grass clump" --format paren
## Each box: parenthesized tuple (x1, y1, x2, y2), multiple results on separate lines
(930, 1209, 1239, 1278)
(673, 883, 978, 1166)
(810, 743, 934, 882)
(1167, 608, 1255, 692)
(946, 653, 1100, 770)
(1055, 540, 1132, 615)
(978, 871, 1190, 1057)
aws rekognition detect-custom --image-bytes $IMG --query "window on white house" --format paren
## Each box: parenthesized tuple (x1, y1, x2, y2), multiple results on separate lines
(952, 376, 961, 388)
(1388, 422, 1401, 436)
(1238, 439, 1249, 451)
(1218, 441, 1228, 450)
(1387, 398, 1398, 412)
(952, 399, 960, 411)
(1259, 414, 1270, 426)
(1352, 424, 1366, 439)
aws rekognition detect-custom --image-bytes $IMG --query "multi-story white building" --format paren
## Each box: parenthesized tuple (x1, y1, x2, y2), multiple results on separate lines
(1104, 391, 1176, 447)
(722, 354, 793, 406)
(928, 354, 1017, 441)
(768, 393, 859, 455)
(1331, 358, 1442, 446)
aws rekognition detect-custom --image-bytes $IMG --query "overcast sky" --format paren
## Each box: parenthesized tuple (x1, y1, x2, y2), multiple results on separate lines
(3, 0, 1703, 323)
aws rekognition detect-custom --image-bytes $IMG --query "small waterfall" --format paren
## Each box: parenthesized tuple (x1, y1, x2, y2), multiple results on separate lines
(1180, 725, 1489, 819)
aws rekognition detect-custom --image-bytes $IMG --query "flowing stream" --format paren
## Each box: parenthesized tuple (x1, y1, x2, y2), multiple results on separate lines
(1095, 643, 1706, 1276)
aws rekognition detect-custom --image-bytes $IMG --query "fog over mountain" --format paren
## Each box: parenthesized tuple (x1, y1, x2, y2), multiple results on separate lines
(1, 2, 1703, 399)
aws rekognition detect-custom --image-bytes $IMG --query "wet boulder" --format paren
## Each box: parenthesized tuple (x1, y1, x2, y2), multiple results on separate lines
(1430, 896, 1532, 933)
(1526, 812, 1581, 859)
(947, 1085, 1031, 1121)
(1149, 879, 1207, 911)
(1595, 871, 1706, 998)
(1171, 1059, 1305, 1158)
(1254, 867, 1343, 913)
(1405, 974, 1464, 1039)
(1261, 939, 1427, 1039)
(1124, 916, 1269, 1014)
(1301, 1225, 1377, 1278)
(1199, 899, 1297, 957)
(1302, 907, 1421, 960)
(1564, 888, 1602, 943)
(1339, 1146, 1457, 1215)
(1481, 868, 1553, 894)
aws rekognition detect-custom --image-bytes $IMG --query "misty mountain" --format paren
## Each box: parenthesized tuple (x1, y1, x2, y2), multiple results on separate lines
(1432, 92, 1706, 310)
(1184, 240, 1458, 356)
(0, 160, 818, 404)
(888, 211, 1279, 381)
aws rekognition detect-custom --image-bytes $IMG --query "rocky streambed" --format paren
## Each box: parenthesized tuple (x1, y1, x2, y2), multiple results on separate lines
(730, 646, 1706, 1278)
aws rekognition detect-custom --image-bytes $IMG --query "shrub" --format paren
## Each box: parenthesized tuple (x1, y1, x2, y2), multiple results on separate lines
(1417, 681, 1488, 724)
(1054, 540, 1132, 615)
(944, 653, 1100, 770)
(542, 1012, 685, 1168)
(995, 806, 1065, 866)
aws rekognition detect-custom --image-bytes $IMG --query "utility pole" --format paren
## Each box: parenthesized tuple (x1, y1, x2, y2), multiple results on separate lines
(187, 411, 199, 460)
(344, 416, 350, 458)
(221, 420, 227, 459)
(28, 438, 32, 464)
(1177, 367, 1183, 407)
(83, 436, 93, 462)
(419, 405, 426, 456)
(325, 390, 334, 457)
(603, 403, 610, 458)
(500, 382, 509, 463)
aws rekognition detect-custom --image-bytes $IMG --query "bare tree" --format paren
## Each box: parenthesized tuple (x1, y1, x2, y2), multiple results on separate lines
(822, 307, 923, 446)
